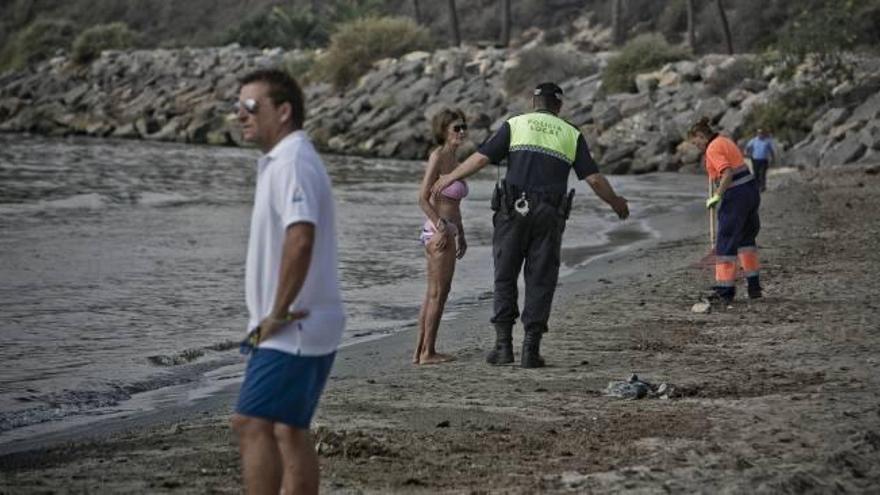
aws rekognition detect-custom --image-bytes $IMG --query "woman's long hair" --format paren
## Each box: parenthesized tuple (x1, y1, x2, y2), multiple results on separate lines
(431, 108, 466, 148)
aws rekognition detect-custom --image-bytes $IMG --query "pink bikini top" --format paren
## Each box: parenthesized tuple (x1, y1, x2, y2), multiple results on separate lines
(440, 180, 468, 200)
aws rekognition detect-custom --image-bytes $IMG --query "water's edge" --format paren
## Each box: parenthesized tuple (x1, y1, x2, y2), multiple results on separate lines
(0, 201, 706, 457)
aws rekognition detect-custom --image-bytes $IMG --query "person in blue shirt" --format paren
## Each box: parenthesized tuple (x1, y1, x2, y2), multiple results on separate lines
(744, 128, 776, 192)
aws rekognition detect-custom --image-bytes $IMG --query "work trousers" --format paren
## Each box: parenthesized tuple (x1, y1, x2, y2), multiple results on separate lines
(715, 180, 761, 297)
(491, 201, 565, 333)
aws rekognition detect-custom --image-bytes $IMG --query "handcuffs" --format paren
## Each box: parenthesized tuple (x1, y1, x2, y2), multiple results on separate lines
(514, 192, 530, 216)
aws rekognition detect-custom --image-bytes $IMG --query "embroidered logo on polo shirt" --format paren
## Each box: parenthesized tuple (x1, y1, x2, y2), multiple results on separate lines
(291, 187, 304, 203)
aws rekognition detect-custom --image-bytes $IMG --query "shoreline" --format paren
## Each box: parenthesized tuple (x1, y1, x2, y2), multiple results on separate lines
(0, 180, 702, 458)
(3, 164, 880, 493)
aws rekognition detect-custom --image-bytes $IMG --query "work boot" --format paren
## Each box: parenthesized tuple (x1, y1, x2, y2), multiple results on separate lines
(486, 324, 514, 365)
(747, 276, 763, 299)
(706, 286, 734, 306)
(520, 330, 545, 369)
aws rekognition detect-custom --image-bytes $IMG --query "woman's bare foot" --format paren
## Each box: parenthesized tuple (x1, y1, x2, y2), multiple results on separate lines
(412, 349, 422, 364)
(418, 353, 455, 365)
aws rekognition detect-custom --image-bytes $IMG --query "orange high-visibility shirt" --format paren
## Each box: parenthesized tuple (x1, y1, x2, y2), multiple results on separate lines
(704, 135, 745, 181)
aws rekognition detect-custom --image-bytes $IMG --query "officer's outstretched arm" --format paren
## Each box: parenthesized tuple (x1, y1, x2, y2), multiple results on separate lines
(585, 173, 629, 219)
(431, 153, 490, 196)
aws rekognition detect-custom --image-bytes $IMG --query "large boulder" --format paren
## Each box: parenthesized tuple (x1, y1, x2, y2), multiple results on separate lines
(718, 108, 747, 138)
(675, 140, 702, 167)
(850, 92, 880, 122)
(859, 120, 880, 150)
(601, 142, 638, 163)
(657, 69, 683, 89)
(660, 110, 694, 144)
(829, 120, 864, 141)
(592, 100, 623, 130)
(112, 123, 140, 139)
(186, 112, 225, 144)
(822, 134, 867, 165)
(62, 84, 90, 107)
(618, 93, 652, 118)
(739, 78, 768, 93)
(832, 78, 880, 108)
(812, 108, 851, 135)
(0, 97, 23, 121)
(565, 101, 594, 126)
(561, 74, 601, 103)
(673, 60, 700, 81)
(632, 133, 667, 174)
(146, 116, 184, 141)
(135, 116, 162, 137)
(635, 72, 660, 94)
(725, 88, 752, 107)
(695, 96, 728, 123)
(396, 77, 441, 110)
(788, 139, 821, 168)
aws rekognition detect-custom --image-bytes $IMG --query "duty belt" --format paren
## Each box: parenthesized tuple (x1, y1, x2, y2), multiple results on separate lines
(503, 184, 566, 207)
(492, 180, 574, 218)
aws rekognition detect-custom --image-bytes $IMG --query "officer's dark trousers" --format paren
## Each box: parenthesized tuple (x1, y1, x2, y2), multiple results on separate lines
(491, 201, 565, 333)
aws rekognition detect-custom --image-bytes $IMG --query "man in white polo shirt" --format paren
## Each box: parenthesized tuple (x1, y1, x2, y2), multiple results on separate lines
(231, 68, 345, 495)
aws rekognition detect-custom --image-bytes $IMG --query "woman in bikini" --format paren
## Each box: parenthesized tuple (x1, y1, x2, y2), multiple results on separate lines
(413, 108, 469, 365)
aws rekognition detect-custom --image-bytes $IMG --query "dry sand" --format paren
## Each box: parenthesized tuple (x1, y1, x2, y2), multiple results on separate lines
(2, 165, 880, 494)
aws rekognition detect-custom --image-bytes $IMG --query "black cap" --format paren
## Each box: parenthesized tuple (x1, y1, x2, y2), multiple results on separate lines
(534, 82, 563, 101)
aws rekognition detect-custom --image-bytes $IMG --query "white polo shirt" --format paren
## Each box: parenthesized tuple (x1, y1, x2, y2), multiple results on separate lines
(245, 131, 345, 356)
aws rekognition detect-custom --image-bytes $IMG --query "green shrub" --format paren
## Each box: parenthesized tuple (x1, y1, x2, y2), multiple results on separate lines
(71, 22, 138, 64)
(0, 18, 77, 71)
(602, 33, 690, 94)
(742, 85, 831, 144)
(311, 16, 432, 89)
(224, 7, 330, 49)
(224, 1, 384, 51)
(281, 50, 317, 85)
(705, 57, 761, 95)
(504, 46, 598, 97)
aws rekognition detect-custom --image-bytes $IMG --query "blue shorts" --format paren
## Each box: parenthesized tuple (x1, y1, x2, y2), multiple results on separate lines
(235, 348, 336, 429)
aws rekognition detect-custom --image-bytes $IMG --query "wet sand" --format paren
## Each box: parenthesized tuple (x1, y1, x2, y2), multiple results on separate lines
(2, 165, 880, 493)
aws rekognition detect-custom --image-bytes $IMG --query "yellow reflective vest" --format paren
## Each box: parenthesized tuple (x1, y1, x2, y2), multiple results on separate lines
(507, 112, 580, 165)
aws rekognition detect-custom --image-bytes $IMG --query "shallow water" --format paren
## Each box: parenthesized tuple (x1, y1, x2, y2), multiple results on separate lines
(0, 134, 704, 442)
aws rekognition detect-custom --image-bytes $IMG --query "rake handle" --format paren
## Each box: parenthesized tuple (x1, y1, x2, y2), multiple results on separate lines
(708, 179, 717, 250)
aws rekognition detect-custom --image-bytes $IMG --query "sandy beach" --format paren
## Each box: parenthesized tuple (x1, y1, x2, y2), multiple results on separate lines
(2, 164, 880, 493)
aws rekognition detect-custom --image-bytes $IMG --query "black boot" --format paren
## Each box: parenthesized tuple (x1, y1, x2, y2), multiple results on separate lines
(706, 286, 735, 305)
(486, 324, 514, 365)
(521, 329, 545, 369)
(747, 276, 763, 299)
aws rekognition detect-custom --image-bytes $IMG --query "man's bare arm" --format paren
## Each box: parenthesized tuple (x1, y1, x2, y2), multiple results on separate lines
(259, 222, 314, 340)
(585, 173, 629, 219)
(431, 152, 491, 195)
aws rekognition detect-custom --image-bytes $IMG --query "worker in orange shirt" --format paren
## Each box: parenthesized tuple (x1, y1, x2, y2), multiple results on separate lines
(688, 117, 762, 303)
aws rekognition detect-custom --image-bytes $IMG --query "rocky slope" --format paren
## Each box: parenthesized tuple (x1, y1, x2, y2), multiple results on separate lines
(1, 43, 878, 172)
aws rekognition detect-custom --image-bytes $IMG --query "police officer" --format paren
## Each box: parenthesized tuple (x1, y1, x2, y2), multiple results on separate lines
(432, 82, 629, 368)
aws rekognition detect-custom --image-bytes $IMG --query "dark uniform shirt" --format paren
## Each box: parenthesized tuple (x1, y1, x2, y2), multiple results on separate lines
(478, 110, 599, 194)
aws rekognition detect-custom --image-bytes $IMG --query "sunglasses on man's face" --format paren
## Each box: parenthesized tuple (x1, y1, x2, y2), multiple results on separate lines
(234, 98, 259, 115)
(452, 124, 468, 133)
